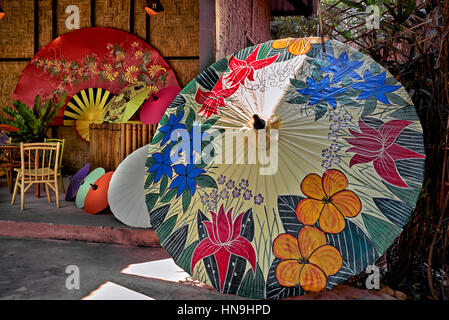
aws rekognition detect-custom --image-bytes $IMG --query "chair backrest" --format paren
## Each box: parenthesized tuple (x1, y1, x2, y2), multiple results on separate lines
(44, 138, 65, 166)
(20, 142, 60, 183)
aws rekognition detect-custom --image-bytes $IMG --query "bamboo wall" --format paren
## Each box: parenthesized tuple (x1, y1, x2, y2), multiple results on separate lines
(215, 0, 271, 60)
(0, 0, 199, 172)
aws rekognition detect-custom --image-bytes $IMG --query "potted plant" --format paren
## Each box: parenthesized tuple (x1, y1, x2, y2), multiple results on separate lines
(0, 94, 67, 142)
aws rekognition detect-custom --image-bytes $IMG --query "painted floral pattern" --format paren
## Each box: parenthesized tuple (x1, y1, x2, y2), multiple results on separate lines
(272, 38, 312, 56)
(319, 51, 363, 84)
(31, 41, 169, 102)
(351, 70, 401, 105)
(224, 44, 279, 88)
(345, 118, 426, 188)
(195, 78, 238, 119)
(296, 169, 362, 234)
(298, 76, 347, 110)
(191, 204, 257, 292)
(199, 175, 262, 212)
(273, 226, 342, 291)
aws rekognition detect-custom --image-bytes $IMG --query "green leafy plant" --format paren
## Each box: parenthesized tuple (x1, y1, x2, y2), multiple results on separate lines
(0, 94, 67, 142)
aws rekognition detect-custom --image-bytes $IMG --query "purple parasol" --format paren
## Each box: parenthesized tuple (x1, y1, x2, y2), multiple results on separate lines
(65, 163, 91, 201)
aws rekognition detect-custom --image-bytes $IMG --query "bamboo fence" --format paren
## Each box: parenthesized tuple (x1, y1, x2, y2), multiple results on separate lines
(89, 122, 157, 171)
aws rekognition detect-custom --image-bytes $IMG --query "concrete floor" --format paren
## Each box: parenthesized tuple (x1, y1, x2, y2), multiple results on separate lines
(0, 176, 159, 246)
(0, 236, 245, 300)
(0, 176, 127, 228)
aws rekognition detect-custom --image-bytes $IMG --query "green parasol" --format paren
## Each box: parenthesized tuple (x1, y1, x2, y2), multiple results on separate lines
(75, 167, 106, 209)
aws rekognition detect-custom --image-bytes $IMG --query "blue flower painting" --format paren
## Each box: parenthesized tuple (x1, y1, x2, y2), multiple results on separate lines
(169, 164, 205, 197)
(320, 52, 363, 84)
(351, 70, 401, 104)
(298, 76, 347, 109)
(147, 146, 173, 183)
(158, 111, 187, 145)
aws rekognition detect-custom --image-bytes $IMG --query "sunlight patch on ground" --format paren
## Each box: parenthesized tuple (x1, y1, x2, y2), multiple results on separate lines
(82, 281, 155, 300)
(121, 258, 190, 283)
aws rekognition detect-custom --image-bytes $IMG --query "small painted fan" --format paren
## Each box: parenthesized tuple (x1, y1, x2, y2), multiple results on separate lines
(63, 88, 114, 142)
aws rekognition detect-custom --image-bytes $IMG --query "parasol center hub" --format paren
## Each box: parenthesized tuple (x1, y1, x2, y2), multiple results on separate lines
(322, 196, 333, 204)
(252, 114, 266, 130)
(90, 183, 98, 190)
(298, 257, 309, 264)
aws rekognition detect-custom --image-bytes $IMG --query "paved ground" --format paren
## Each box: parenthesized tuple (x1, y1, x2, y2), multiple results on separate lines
(0, 237, 246, 300)
(0, 176, 129, 228)
(0, 237, 399, 300)
(0, 176, 158, 246)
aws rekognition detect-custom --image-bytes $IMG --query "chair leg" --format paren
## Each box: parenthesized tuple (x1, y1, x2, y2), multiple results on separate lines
(20, 178, 25, 211)
(55, 177, 60, 208)
(11, 174, 19, 205)
(45, 183, 51, 203)
(5, 170, 10, 188)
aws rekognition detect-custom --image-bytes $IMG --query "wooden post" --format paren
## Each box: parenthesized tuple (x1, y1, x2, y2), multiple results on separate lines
(137, 124, 142, 148)
(120, 124, 126, 162)
(126, 124, 132, 157)
(132, 124, 137, 151)
(142, 125, 148, 145)
(105, 123, 112, 171)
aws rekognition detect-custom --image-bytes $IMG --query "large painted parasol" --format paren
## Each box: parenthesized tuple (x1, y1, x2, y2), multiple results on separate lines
(12, 27, 180, 128)
(143, 38, 426, 299)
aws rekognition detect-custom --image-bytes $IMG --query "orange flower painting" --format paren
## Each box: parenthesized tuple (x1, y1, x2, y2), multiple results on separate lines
(272, 37, 330, 56)
(272, 38, 312, 55)
(273, 226, 342, 292)
(296, 169, 361, 234)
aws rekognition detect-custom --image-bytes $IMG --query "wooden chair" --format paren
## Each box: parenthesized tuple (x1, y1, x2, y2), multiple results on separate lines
(11, 142, 61, 211)
(44, 138, 65, 193)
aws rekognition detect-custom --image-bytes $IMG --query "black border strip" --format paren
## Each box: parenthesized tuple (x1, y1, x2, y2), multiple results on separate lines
(34, 0, 39, 54)
(145, 13, 150, 42)
(165, 56, 200, 60)
(91, 0, 95, 27)
(130, 0, 135, 33)
(0, 58, 32, 62)
(51, 0, 57, 39)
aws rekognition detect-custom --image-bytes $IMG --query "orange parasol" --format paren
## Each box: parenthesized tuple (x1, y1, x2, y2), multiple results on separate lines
(84, 171, 114, 214)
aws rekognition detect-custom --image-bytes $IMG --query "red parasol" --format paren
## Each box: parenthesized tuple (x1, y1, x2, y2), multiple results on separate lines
(13, 27, 180, 126)
(139, 86, 181, 124)
(84, 171, 114, 214)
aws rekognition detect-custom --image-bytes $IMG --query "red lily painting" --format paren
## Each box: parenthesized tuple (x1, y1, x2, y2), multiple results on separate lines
(345, 119, 425, 188)
(195, 77, 238, 118)
(191, 205, 257, 292)
(224, 44, 279, 88)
